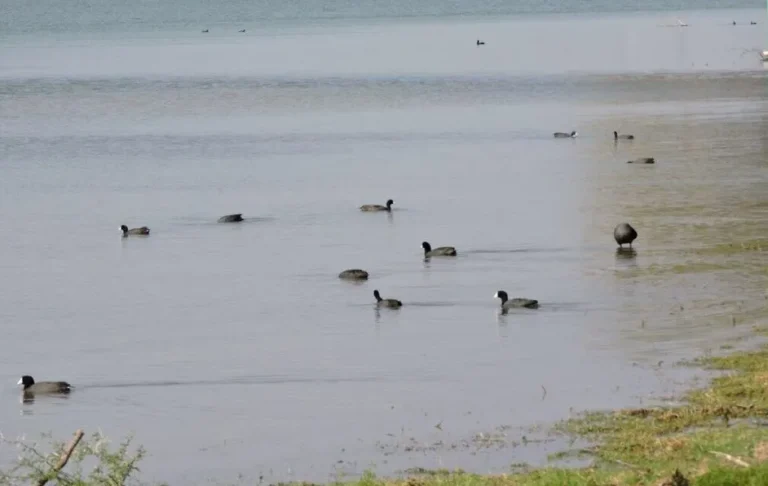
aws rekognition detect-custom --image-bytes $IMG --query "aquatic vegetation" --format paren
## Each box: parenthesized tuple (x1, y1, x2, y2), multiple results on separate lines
(695, 240, 768, 256)
(616, 261, 732, 278)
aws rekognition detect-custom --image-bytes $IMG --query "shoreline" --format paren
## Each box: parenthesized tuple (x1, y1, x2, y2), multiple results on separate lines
(324, 327, 768, 486)
(6, 327, 768, 485)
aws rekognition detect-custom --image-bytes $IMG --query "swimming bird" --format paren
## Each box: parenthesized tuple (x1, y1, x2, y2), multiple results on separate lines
(239, 29, 246, 33)
(554, 131, 578, 138)
(614, 223, 638, 249)
(476, 39, 485, 46)
(614, 131, 635, 140)
(339, 269, 369, 280)
(120, 225, 150, 236)
(422, 241, 457, 257)
(218, 214, 244, 223)
(17, 375, 72, 395)
(373, 290, 402, 308)
(360, 199, 394, 212)
(627, 157, 655, 164)
(494, 291, 539, 310)
(201, 29, 209, 33)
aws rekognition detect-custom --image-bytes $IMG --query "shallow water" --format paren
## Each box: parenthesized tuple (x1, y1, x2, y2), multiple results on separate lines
(1, 4, 767, 484)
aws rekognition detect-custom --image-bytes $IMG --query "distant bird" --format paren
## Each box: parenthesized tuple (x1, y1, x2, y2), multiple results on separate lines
(201, 29, 209, 33)
(494, 291, 539, 310)
(614, 131, 634, 140)
(627, 157, 655, 164)
(733, 21, 737, 26)
(239, 29, 246, 33)
(614, 223, 638, 249)
(677, 19, 688, 27)
(373, 290, 402, 308)
(750, 21, 757, 25)
(218, 214, 244, 223)
(339, 269, 369, 280)
(662, 469, 690, 486)
(422, 241, 457, 258)
(476, 39, 485, 46)
(360, 199, 394, 212)
(121, 225, 150, 237)
(17, 375, 71, 395)
(762, 50, 768, 62)
(554, 131, 578, 138)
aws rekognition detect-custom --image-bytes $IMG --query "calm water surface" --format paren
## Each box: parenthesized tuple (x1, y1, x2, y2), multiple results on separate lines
(0, 2, 767, 484)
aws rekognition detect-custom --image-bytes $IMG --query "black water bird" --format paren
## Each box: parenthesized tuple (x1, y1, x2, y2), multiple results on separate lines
(422, 241, 457, 257)
(17, 375, 72, 395)
(494, 291, 539, 310)
(121, 225, 150, 236)
(360, 199, 394, 212)
(373, 290, 402, 308)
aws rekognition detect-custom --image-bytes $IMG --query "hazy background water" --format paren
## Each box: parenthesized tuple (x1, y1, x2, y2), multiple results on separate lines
(1, 0, 767, 484)
(0, 0, 764, 36)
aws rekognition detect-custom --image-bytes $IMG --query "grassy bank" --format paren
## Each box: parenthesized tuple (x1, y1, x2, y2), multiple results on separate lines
(335, 336, 768, 486)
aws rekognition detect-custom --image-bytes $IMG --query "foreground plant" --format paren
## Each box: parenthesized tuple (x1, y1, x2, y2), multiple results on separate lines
(0, 429, 160, 486)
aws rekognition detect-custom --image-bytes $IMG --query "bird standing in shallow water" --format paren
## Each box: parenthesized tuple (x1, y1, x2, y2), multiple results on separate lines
(614, 131, 634, 140)
(614, 223, 638, 249)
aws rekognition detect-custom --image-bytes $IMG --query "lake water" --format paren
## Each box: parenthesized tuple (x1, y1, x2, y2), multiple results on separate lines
(1, 1, 767, 484)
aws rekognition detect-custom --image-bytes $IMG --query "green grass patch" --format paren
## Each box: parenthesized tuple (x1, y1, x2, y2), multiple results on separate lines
(546, 345, 768, 485)
(694, 240, 768, 256)
(318, 461, 768, 486)
(616, 262, 732, 278)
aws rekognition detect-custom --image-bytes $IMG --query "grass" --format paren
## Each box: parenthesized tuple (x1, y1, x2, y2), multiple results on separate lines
(616, 262, 732, 277)
(0, 431, 159, 486)
(542, 345, 768, 484)
(694, 240, 768, 256)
